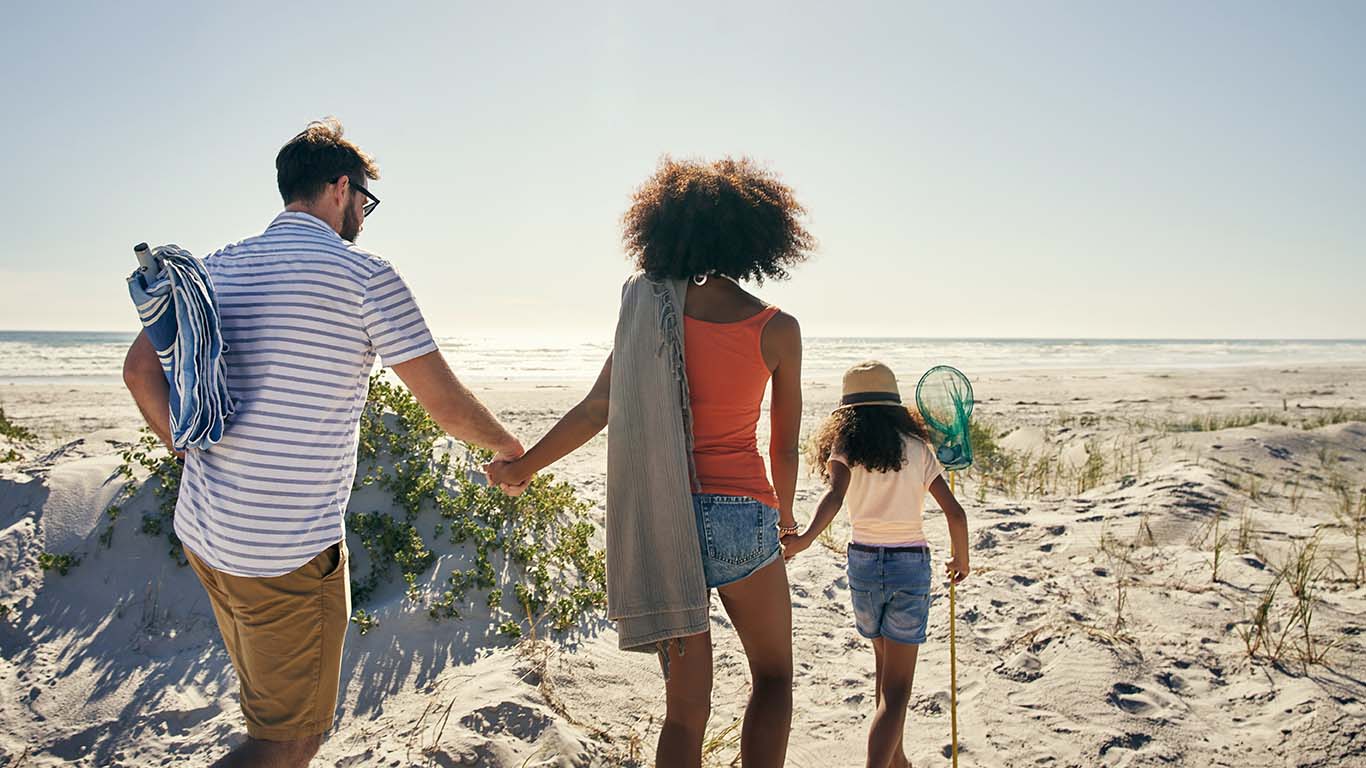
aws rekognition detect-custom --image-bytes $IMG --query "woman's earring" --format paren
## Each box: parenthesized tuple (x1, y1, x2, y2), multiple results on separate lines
(692, 274, 709, 286)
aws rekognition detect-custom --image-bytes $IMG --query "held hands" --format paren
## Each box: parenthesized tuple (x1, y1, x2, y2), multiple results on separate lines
(485, 441, 532, 497)
(945, 554, 970, 585)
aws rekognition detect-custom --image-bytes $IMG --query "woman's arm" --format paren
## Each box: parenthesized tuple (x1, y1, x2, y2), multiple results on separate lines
(929, 476, 970, 583)
(763, 312, 803, 529)
(486, 353, 612, 489)
(784, 460, 850, 559)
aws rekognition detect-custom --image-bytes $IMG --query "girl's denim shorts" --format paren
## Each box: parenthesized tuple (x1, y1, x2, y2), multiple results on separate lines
(692, 494, 782, 588)
(846, 544, 933, 645)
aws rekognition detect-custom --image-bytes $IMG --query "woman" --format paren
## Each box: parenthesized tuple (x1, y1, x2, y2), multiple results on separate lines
(487, 156, 813, 767)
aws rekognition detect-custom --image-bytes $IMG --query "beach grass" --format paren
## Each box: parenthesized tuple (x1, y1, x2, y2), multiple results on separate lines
(0, 404, 36, 442)
(1152, 408, 1366, 433)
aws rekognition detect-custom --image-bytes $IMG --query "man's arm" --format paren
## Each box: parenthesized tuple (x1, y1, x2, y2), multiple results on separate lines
(122, 331, 178, 452)
(391, 350, 523, 459)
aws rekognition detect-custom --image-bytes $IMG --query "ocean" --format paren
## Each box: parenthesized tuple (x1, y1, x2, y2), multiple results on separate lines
(2, 331, 1364, 387)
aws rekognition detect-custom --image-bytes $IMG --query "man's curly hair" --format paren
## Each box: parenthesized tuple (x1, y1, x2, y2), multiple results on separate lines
(808, 405, 934, 483)
(275, 117, 379, 205)
(622, 156, 815, 283)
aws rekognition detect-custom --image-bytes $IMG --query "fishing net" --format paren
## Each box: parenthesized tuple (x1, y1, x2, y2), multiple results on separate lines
(915, 365, 975, 471)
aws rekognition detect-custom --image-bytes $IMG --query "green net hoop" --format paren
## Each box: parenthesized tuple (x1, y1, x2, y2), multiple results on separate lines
(915, 365, 975, 471)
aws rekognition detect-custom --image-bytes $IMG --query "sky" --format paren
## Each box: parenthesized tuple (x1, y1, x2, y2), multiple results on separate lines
(1, 1, 1362, 340)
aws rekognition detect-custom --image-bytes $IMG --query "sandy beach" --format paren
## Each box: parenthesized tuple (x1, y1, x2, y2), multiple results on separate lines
(1, 363, 1363, 767)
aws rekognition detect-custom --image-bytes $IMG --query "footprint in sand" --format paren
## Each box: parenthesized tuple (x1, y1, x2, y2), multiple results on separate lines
(1099, 732, 1153, 757)
(994, 649, 1043, 683)
(460, 702, 553, 741)
(1156, 670, 1187, 693)
(1107, 682, 1172, 718)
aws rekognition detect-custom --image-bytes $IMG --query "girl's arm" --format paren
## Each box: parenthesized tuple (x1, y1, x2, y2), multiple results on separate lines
(764, 312, 803, 530)
(784, 460, 850, 559)
(928, 475, 970, 583)
(485, 354, 612, 490)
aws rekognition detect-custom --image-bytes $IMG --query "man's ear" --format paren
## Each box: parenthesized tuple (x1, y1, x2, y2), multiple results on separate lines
(332, 175, 350, 207)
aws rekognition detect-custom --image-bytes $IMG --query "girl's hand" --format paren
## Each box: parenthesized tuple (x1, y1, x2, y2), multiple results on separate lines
(945, 555, 970, 585)
(782, 532, 811, 561)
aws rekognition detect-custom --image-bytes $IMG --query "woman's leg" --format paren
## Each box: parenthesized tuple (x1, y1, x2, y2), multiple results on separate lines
(656, 631, 714, 768)
(866, 638, 919, 768)
(872, 638, 911, 768)
(717, 558, 794, 767)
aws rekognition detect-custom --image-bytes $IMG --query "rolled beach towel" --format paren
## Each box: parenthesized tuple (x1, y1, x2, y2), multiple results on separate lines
(126, 243, 235, 450)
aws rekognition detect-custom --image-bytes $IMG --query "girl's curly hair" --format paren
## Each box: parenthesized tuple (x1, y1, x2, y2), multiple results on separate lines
(622, 156, 815, 283)
(807, 405, 934, 483)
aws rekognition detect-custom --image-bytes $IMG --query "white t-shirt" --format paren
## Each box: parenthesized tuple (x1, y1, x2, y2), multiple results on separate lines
(174, 212, 438, 577)
(830, 435, 945, 546)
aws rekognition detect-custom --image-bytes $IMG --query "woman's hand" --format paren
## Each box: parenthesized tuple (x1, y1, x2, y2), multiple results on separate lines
(781, 532, 811, 561)
(945, 554, 970, 585)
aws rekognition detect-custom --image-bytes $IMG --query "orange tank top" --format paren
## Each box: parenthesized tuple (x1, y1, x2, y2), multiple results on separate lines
(684, 305, 781, 510)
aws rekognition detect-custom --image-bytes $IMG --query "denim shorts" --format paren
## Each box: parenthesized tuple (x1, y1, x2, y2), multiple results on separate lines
(846, 544, 932, 645)
(692, 494, 782, 588)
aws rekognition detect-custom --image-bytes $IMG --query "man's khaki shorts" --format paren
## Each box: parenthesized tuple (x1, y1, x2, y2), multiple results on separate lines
(187, 542, 351, 741)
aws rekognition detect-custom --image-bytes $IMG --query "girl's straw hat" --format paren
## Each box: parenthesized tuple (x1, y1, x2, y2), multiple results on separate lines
(836, 361, 903, 410)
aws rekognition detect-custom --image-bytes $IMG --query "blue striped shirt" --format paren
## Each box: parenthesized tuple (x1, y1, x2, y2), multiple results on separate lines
(175, 211, 438, 577)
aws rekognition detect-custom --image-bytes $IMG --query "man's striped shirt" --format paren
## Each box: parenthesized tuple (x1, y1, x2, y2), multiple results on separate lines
(174, 211, 438, 577)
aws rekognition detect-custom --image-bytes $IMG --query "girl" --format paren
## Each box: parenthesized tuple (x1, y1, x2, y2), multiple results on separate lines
(486, 156, 812, 768)
(783, 361, 970, 768)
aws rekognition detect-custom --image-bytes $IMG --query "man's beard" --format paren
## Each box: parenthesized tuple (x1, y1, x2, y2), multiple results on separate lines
(340, 205, 362, 242)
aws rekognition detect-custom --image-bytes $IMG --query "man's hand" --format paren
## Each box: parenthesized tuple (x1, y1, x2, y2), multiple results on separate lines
(487, 440, 531, 496)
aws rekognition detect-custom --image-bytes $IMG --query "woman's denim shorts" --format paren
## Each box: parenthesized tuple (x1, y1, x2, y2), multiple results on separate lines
(846, 544, 933, 645)
(692, 494, 782, 588)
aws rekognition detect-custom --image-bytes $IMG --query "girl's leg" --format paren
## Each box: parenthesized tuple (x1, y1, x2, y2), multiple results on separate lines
(716, 558, 794, 767)
(656, 631, 714, 768)
(872, 638, 911, 767)
(866, 638, 919, 768)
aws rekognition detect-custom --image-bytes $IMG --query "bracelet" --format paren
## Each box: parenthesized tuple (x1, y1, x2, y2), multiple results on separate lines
(778, 522, 801, 536)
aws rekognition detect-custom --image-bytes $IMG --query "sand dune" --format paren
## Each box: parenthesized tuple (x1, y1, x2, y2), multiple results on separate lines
(1, 365, 1363, 766)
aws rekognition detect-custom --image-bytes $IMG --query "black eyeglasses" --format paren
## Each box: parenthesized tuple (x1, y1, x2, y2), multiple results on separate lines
(334, 175, 380, 217)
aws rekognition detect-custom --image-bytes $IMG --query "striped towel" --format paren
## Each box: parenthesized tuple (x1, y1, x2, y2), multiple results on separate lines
(126, 245, 235, 450)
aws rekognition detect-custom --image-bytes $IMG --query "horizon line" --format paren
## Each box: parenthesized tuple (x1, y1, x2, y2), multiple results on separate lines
(2, 329, 1365, 344)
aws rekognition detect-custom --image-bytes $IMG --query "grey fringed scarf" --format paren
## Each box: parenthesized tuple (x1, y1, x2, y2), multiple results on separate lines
(605, 273, 708, 672)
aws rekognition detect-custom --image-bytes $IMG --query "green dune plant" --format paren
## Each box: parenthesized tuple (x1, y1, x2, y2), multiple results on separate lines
(103, 375, 607, 639)
(37, 551, 80, 575)
(0, 404, 36, 442)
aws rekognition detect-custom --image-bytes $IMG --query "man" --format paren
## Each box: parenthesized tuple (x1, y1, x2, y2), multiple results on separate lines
(122, 118, 525, 767)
